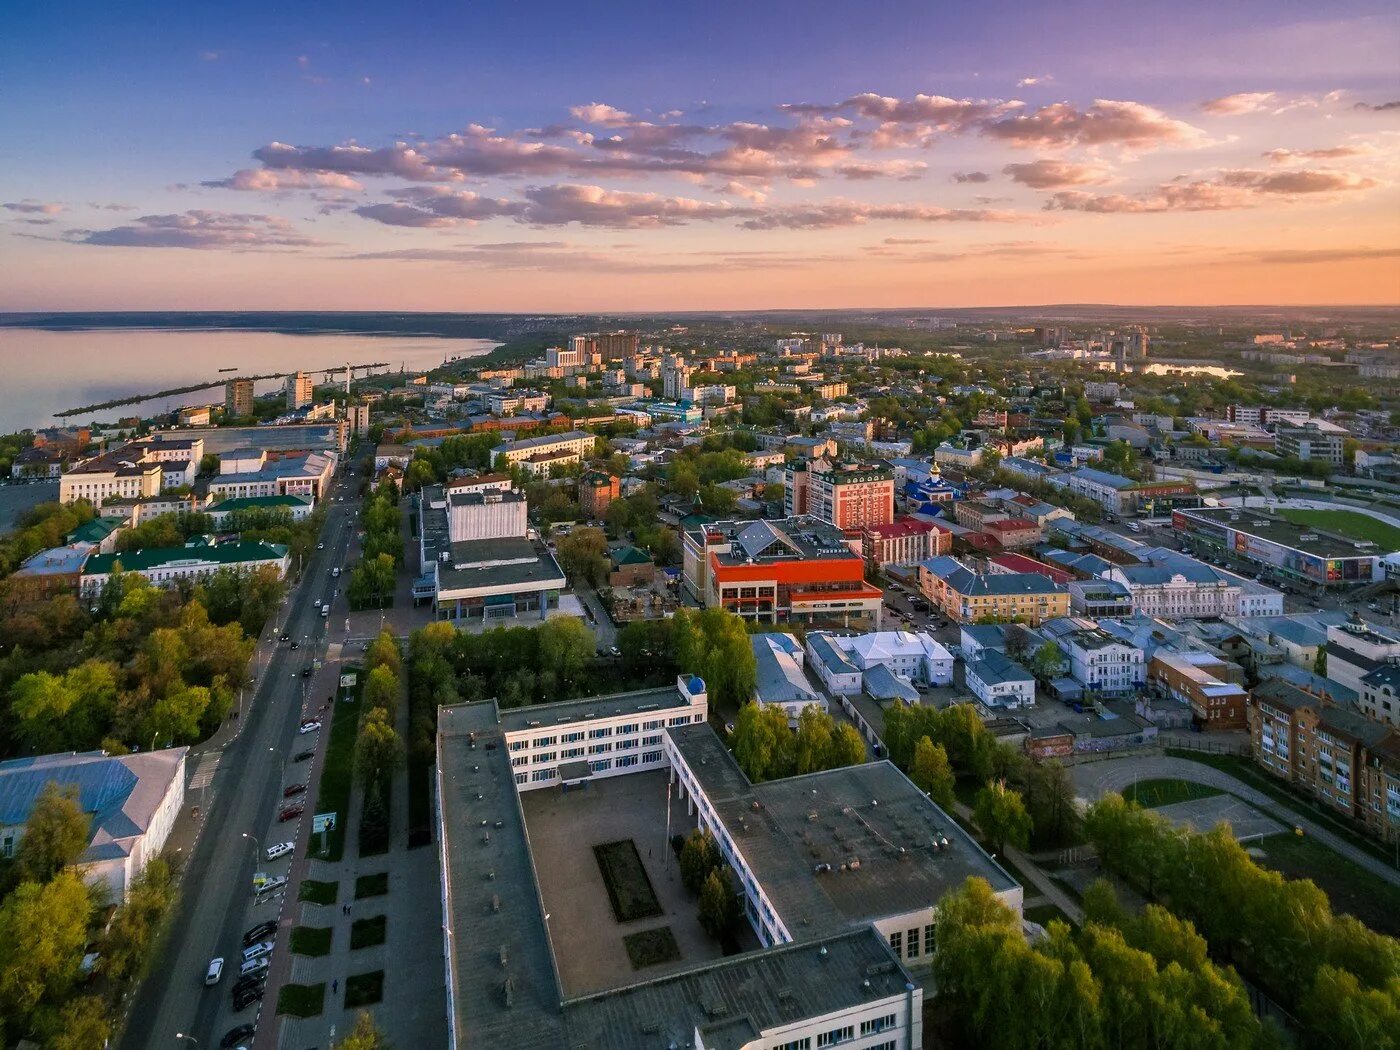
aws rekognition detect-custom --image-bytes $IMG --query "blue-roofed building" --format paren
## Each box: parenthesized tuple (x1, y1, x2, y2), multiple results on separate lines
(1001, 457, 1061, 483)
(965, 651, 1036, 709)
(805, 631, 863, 695)
(918, 555, 1070, 625)
(0, 748, 187, 901)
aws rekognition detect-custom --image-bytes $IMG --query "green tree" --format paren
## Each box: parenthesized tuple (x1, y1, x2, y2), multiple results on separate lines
(0, 870, 92, 1038)
(909, 736, 955, 809)
(45, 995, 112, 1050)
(731, 702, 789, 782)
(679, 829, 722, 895)
(355, 708, 405, 788)
(555, 527, 610, 587)
(697, 867, 739, 939)
(1313, 647, 1327, 678)
(794, 706, 834, 775)
(1022, 759, 1080, 848)
(973, 781, 1032, 857)
(13, 783, 91, 884)
(336, 1011, 393, 1050)
(365, 629, 402, 677)
(1031, 641, 1062, 681)
(829, 723, 867, 770)
(362, 665, 400, 721)
(536, 616, 595, 688)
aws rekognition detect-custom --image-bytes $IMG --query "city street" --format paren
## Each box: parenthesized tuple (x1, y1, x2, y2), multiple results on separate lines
(120, 463, 362, 1050)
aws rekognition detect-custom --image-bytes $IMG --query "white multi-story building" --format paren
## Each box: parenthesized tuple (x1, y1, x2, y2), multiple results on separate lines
(59, 436, 203, 504)
(1327, 620, 1400, 696)
(965, 650, 1036, 709)
(446, 488, 527, 542)
(487, 390, 549, 416)
(491, 430, 595, 470)
(807, 629, 954, 691)
(1057, 628, 1145, 696)
(1110, 562, 1239, 619)
(80, 538, 290, 597)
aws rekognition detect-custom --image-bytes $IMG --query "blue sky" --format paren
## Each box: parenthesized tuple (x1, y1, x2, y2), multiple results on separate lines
(2, 1, 1396, 309)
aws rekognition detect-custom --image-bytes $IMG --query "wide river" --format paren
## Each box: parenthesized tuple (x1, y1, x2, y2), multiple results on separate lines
(0, 328, 501, 433)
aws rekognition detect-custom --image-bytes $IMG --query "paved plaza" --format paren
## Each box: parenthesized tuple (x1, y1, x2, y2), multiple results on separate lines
(1154, 795, 1285, 842)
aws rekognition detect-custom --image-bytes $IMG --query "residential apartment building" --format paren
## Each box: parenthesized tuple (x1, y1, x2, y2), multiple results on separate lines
(682, 517, 883, 629)
(578, 471, 620, 520)
(487, 390, 550, 416)
(1150, 650, 1248, 730)
(347, 403, 370, 437)
(1275, 424, 1344, 466)
(224, 377, 254, 417)
(491, 430, 595, 473)
(285, 371, 313, 410)
(786, 461, 895, 530)
(917, 556, 1069, 625)
(1250, 679, 1400, 842)
(1326, 620, 1400, 695)
(983, 517, 1042, 551)
(1359, 665, 1400, 729)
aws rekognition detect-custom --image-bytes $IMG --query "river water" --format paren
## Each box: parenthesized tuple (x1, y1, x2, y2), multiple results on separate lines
(0, 328, 501, 433)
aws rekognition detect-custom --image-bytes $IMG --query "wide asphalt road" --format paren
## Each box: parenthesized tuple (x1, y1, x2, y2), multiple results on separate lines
(121, 470, 360, 1050)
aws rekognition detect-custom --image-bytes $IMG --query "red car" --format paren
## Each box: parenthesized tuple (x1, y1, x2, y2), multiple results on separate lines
(283, 784, 306, 799)
(278, 803, 304, 822)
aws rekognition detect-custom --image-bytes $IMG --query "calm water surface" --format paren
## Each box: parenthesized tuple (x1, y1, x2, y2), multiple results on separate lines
(0, 328, 500, 433)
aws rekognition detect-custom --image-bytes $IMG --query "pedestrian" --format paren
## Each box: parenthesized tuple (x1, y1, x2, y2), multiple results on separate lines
(333, 978, 338, 993)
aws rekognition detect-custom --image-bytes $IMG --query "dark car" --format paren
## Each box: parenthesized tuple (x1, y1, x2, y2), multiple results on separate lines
(283, 783, 306, 799)
(279, 633, 290, 642)
(293, 749, 314, 763)
(301, 667, 313, 678)
(278, 803, 304, 822)
(242, 921, 276, 947)
(221, 1025, 256, 1048)
(232, 985, 264, 1010)
(289, 640, 299, 650)
(232, 976, 265, 997)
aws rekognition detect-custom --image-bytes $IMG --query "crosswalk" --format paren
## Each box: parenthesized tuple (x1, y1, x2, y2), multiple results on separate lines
(189, 751, 222, 791)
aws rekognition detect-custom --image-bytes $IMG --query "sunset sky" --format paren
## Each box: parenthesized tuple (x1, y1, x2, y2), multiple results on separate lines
(2, 0, 1397, 311)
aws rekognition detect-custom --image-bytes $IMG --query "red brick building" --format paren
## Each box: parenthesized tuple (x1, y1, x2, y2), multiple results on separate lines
(579, 471, 621, 520)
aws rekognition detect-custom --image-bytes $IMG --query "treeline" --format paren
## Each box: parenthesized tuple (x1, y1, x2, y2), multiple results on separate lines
(602, 487, 681, 565)
(884, 702, 1080, 850)
(0, 784, 178, 1048)
(1084, 793, 1400, 1047)
(354, 630, 405, 856)
(347, 484, 400, 610)
(0, 501, 95, 579)
(730, 703, 865, 783)
(934, 877, 1276, 1050)
(0, 565, 281, 757)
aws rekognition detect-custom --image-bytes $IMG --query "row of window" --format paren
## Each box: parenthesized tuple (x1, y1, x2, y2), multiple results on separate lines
(889, 923, 937, 961)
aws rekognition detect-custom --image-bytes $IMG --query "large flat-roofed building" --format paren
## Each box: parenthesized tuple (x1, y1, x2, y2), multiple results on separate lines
(0, 748, 186, 902)
(1150, 650, 1248, 730)
(80, 538, 290, 596)
(1173, 507, 1384, 589)
(1058, 467, 1198, 518)
(917, 555, 1069, 625)
(416, 484, 565, 623)
(491, 430, 595, 472)
(207, 450, 336, 502)
(1275, 423, 1344, 466)
(1326, 618, 1400, 695)
(436, 674, 1017, 1048)
(159, 422, 348, 455)
(682, 517, 883, 629)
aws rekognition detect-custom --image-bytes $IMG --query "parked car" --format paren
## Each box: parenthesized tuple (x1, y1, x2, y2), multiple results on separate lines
(237, 956, 269, 979)
(264, 841, 294, 861)
(232, 973, 265, 995)
(204, 957, 224, 986)
(298, 720, 321, 734)
(289, 640, 299, 650)
(278, 804, 304, 822)
(242, 921, 276, 947)
(317, 542, 324, 550)
(222, 1023, 256, 1047)
(252, 875, 287, 896)
(282, 784, 306, 799)
(301, 666, 314, 678)
(241, 941, 273, 963)
(232, 984, 263, 1010)
(279, 633, 290, 642)
(293, 749, 314, 762)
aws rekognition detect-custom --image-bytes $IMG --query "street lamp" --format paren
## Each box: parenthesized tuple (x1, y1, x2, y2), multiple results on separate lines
(175, 1035, 199, 1046)
(242, 831, 261, 864)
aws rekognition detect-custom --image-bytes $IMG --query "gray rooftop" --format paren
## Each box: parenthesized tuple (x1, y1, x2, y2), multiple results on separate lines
(668, 724, 1017, 939)
(438, 536, 566, 593)
(497, 685, 690, 735)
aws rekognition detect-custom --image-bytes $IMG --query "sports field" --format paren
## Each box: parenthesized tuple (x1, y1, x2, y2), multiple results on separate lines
(1277, 508, 1400, 551)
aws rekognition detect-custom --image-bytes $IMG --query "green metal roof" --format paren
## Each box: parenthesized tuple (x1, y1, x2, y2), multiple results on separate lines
(68, 517, 121, 543)
(611, 545, 653, 566)
(84, 540, 289, 575)
(207, 495, 313, 513)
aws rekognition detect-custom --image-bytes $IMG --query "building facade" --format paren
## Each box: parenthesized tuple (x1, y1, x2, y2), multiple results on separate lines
(225, 377, 254, 417)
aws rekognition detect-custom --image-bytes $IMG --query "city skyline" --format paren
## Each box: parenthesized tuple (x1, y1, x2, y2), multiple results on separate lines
(2, 0, 1398, 310)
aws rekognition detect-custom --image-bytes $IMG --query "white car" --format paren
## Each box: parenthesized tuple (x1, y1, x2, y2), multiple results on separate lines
(238, 956, 270, 978)
(205, 957, 224, 986)
(317, 542, 325, 550)
(253, 875, 287, 896)
(264, 842, 294, 862)
(298, 720, 322, 735)
(241, 941, 274, 963)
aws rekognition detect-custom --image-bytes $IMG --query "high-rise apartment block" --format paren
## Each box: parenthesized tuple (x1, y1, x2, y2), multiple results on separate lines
(225, 377, 254, 418)
(286, 370, 313, 410)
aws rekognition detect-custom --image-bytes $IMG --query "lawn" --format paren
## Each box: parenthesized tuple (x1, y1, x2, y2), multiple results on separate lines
(310, 665, 362, 862)
(289, 925, 332, 956)
(350, 914, 387, 950)
(355, 871, 389, 899)
(1126, 778, 1223, 808)
(345, 970, 384, 1008)
(1254, 832, 1400, 938)
(623, 926, 682, 970)
(593, 839, 663, 923)
(276, 982, 325, 1018)
(1277, 508, 1400, 551)
(298, 879, 339, 906)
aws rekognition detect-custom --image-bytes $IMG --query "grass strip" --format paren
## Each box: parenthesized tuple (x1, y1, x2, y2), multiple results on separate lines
(345, 970, 384, 1008)
(298, 879, 339, 906)
(311, 664, 362, 862)
(350, 915, 387, 950)
(289, 925, 332, 956)
(355, 871, 389, 899)
(276, 982, 325, 1018)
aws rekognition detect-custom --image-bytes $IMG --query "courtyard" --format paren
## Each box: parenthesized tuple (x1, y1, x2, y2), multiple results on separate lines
(520, 768, 751, 997)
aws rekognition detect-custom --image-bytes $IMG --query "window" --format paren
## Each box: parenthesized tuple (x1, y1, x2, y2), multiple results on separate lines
(861, 1015, 897, 1036)
(642, 734, 662, 747)
(617, 754, 639, 769)
(643, 719, 663, 731)
(511, 756, 528, 768)
(773, 1040, 811, 1050)
(619, 722, 638, 734)
(562, 731, 584, 743)
(587, 743, 612, 755)
(561, 746, 584, 759)
(509, 739, 528, 752)
(924, 923, 936, 952)
(533, 752, 555, 764)
(816, 1027, 854, 1048)
(643, 750, 662, 764)
(588, 726, 612, 739)
(906, 927, 920, 958)
(616, 737, 637, 750)
(590, 759, 612, 772)
(668, 715, 688, 726)
(533, 735, 557, 747)
(888, 931, 902, 956)
(513, 772, 527, 786)
(530, 767, 555, 783)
